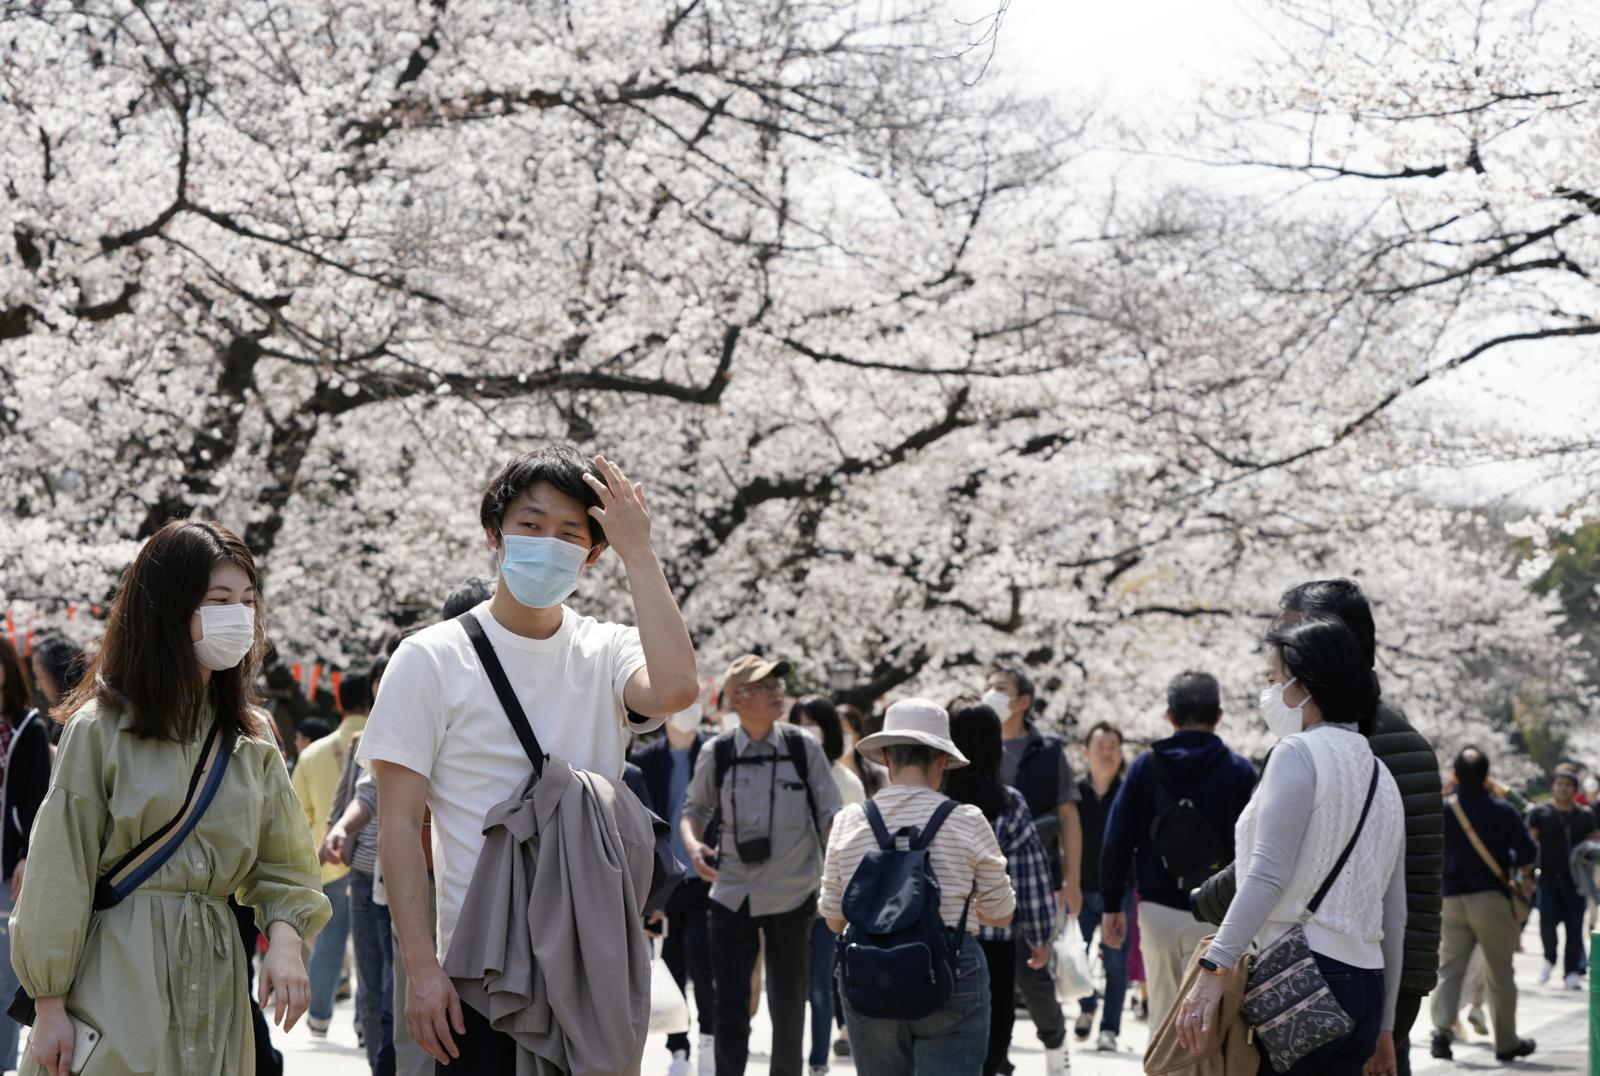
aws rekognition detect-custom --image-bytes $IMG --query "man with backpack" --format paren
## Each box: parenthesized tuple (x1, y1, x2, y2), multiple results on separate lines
(1099, 671, 1256, 1032)
(819, 698, 1017, 1076)
(680, 656, 844, 1076)
(359, 446, 699, 1067)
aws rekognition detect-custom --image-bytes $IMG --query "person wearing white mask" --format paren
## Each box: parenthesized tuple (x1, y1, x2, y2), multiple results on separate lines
(1171, 615, 1407, 1076)
(360, 445, 698, 1067)
(633, 702, 719, 1076)
(12, 519, 330, 1076)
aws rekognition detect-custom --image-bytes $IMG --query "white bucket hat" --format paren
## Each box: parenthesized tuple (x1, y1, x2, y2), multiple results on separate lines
(854, 698, 970, 769)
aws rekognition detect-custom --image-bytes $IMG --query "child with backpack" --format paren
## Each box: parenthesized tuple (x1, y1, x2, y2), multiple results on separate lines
(819, 699, 1017, 1076)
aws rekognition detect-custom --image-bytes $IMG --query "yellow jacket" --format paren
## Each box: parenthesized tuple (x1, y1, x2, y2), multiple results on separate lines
(290, 716, 366, 886)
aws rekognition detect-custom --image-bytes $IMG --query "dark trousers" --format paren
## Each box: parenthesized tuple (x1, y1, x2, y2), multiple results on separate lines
(807, 916, 837, 1067)
(1538, 875, 1589, 974)
(709, 894, 816, 1076)
(1015, 933, 1065, 1050)
(437, 1002, 515, 1074)
(1261, 953, 1383, 1076)
(1077, 889, 1130, 1035)
(350, 869, 396, 1076)
(664, 878, 716, 1055)
(230, 897, 282, 1076)
(1392, 990, 1423, 1076)
(978, 938, 1017, 1076)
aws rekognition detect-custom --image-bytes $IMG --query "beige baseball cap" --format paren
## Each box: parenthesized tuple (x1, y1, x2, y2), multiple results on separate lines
(720, 654, 792, 699)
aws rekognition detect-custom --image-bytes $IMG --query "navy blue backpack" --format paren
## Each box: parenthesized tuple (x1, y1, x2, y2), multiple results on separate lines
(838, 799, 972, 1021)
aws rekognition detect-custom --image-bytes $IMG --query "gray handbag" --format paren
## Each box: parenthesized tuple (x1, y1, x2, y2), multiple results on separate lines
(1241, 761, 1380, 1073)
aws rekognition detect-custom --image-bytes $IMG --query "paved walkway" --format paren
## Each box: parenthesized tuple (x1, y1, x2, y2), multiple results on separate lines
(271, 941, 1591, 1075)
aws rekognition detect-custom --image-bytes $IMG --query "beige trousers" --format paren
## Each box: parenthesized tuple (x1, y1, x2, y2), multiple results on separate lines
(1139, 899, 1213, 1032)
(1431, 891, 1521, 1054)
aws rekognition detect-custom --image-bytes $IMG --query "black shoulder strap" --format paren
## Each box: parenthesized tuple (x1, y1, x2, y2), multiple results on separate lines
(911, 799, 960, 851)
(1147, 752, 1177, 813)
(864, 799, 894, 850)
(779, 725, 822, 833)
(712, 734, 737, 789)
(457, 612, 544, 776)
(1306, 761, 1381, 917)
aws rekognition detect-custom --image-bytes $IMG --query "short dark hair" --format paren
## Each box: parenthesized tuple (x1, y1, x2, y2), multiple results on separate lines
(1085, 720, 1124, 748)
(836, 704, 870, 740)
(296, 717, 333, 742)
(989, 664, 1036, 705)
(31, 630, 86, 702)
(1455, 746, 1490, 789)
(0, 636, 30, 720)
(1281, 579, 1377, 669)
(1167, 671, 1221, 728)
(789, 695, 845, 763)
(442, 576, 494, 619)
(1263, 615, 1380, 731)
(1553, 762, 1581, 788)
(884, 744, 943, 772)
(338, 671, 371, 715)
(479, 444, 605, 547)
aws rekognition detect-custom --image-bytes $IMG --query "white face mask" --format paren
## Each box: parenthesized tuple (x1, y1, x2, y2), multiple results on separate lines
(195, 604, 255, 671)
(798, 723, 824, 745)
(1260, 678, 1306, 741)
(668, 704, 703, 734)
(980, 689, 1013, 719)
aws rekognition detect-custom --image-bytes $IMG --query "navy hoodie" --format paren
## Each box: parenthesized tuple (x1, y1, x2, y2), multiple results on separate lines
(1100, 730, 1258, 911)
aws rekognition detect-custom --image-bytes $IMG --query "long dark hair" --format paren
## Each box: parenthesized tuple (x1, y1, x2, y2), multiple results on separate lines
(942, 700, 1008, 823)
(1263, 614, 1378, 734)
(0, 637, 31, 721)
(789, 695, 844, 763)
(56, 520, 267, 743)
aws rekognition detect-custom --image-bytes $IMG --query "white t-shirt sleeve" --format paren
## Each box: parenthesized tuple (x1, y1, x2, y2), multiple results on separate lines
(610, 625, 657, 731)
(357, 640, 446, 780)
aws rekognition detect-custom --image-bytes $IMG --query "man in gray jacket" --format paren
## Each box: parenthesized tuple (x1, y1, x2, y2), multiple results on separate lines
(1191, 579, 1443, 1076)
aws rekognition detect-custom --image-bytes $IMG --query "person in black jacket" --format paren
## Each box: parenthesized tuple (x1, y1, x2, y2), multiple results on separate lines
(1191, 579, 1443, 1076)
(0, 634, 55, 1071)
(633, 704, 716, 1076)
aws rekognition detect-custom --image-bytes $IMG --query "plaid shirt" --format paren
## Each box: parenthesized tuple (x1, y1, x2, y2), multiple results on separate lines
(979, 786, 1057, 947)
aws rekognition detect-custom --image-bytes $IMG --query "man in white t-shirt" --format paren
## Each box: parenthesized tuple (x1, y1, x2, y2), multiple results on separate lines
(359, 445, 699, 1069)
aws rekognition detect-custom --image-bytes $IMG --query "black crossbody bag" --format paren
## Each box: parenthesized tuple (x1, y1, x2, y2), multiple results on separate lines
(1241, 760, 1380, 1073)
(8, 720, 233, 1027)
(456, 612, 685, 914)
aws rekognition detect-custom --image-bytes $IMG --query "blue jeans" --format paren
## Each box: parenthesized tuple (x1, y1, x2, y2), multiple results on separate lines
(1537, 875, 1589, 975)
(843, 934, 990, 1076)
(309, 873, 352, 1022)
(1077, 890, 1130, 1035)
(1263, 953, 1384, 1076)
(0, 890, 19, 1072)
(350, 869, 395, 1075)
(808, 917, 837, 1067)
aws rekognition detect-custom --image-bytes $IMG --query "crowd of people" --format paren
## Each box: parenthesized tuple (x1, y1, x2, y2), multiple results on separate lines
(0, 443, 1594, 1076)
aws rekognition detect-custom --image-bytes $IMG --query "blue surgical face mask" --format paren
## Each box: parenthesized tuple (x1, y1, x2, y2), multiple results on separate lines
(499, 535, 589, 609)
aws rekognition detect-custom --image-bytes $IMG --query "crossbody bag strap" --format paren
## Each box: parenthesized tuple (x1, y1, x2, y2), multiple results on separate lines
(94, 718, 232, 910)
(457, 612, 545, 776)
(1304, 760, 1381, 919)
(1448, 796, 1520, 896)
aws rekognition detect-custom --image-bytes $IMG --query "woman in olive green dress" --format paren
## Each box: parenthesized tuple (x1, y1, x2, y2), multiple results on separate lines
(12, 520, 331, 1076)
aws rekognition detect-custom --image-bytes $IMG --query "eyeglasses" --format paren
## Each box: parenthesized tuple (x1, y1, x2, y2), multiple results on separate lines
(739, 678, 786, 696)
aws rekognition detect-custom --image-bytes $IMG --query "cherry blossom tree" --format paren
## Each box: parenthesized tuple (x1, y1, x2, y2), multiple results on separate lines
(0, 0, 1576, 757)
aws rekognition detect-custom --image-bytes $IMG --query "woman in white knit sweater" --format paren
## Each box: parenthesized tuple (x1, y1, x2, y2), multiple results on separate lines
(1173, 615, 1407, 1076)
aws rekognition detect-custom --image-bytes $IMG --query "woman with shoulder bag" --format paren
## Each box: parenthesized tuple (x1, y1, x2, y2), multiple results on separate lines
(1171, 615, 1406, 1076)
(12, 520, 331, 1076)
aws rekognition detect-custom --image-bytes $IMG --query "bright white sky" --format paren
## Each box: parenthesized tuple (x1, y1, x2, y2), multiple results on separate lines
(964, 0, 1597, 509)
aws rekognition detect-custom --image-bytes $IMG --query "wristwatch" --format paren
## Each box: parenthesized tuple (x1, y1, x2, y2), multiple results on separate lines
(1197, 957, 1226, 976)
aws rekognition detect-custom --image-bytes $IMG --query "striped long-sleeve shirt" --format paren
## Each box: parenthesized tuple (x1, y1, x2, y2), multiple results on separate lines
(820, 784, 1014, 932)
(980, 786, 1057, 947)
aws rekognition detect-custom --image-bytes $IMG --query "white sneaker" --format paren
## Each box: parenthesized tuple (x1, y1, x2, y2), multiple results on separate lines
(306, 1015, 330, 1038)
(698, 1035, 716, 1076)
(1467, 1006, 1488, 1036)
(1097, 1030, 1118, 1052)
(1565, 972, 1584, 990)
(1538, 961, 1554, 984)
(1046, 1044, 1070, 1076)
(667, 1051, 691, 1076)
(809, 1068, 829, 1076)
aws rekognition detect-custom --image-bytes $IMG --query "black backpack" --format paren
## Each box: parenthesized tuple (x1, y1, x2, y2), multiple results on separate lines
(706, 725, 820, 847)
(838, 799, 972, 1021)
(1147, 753, 1226, 891)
